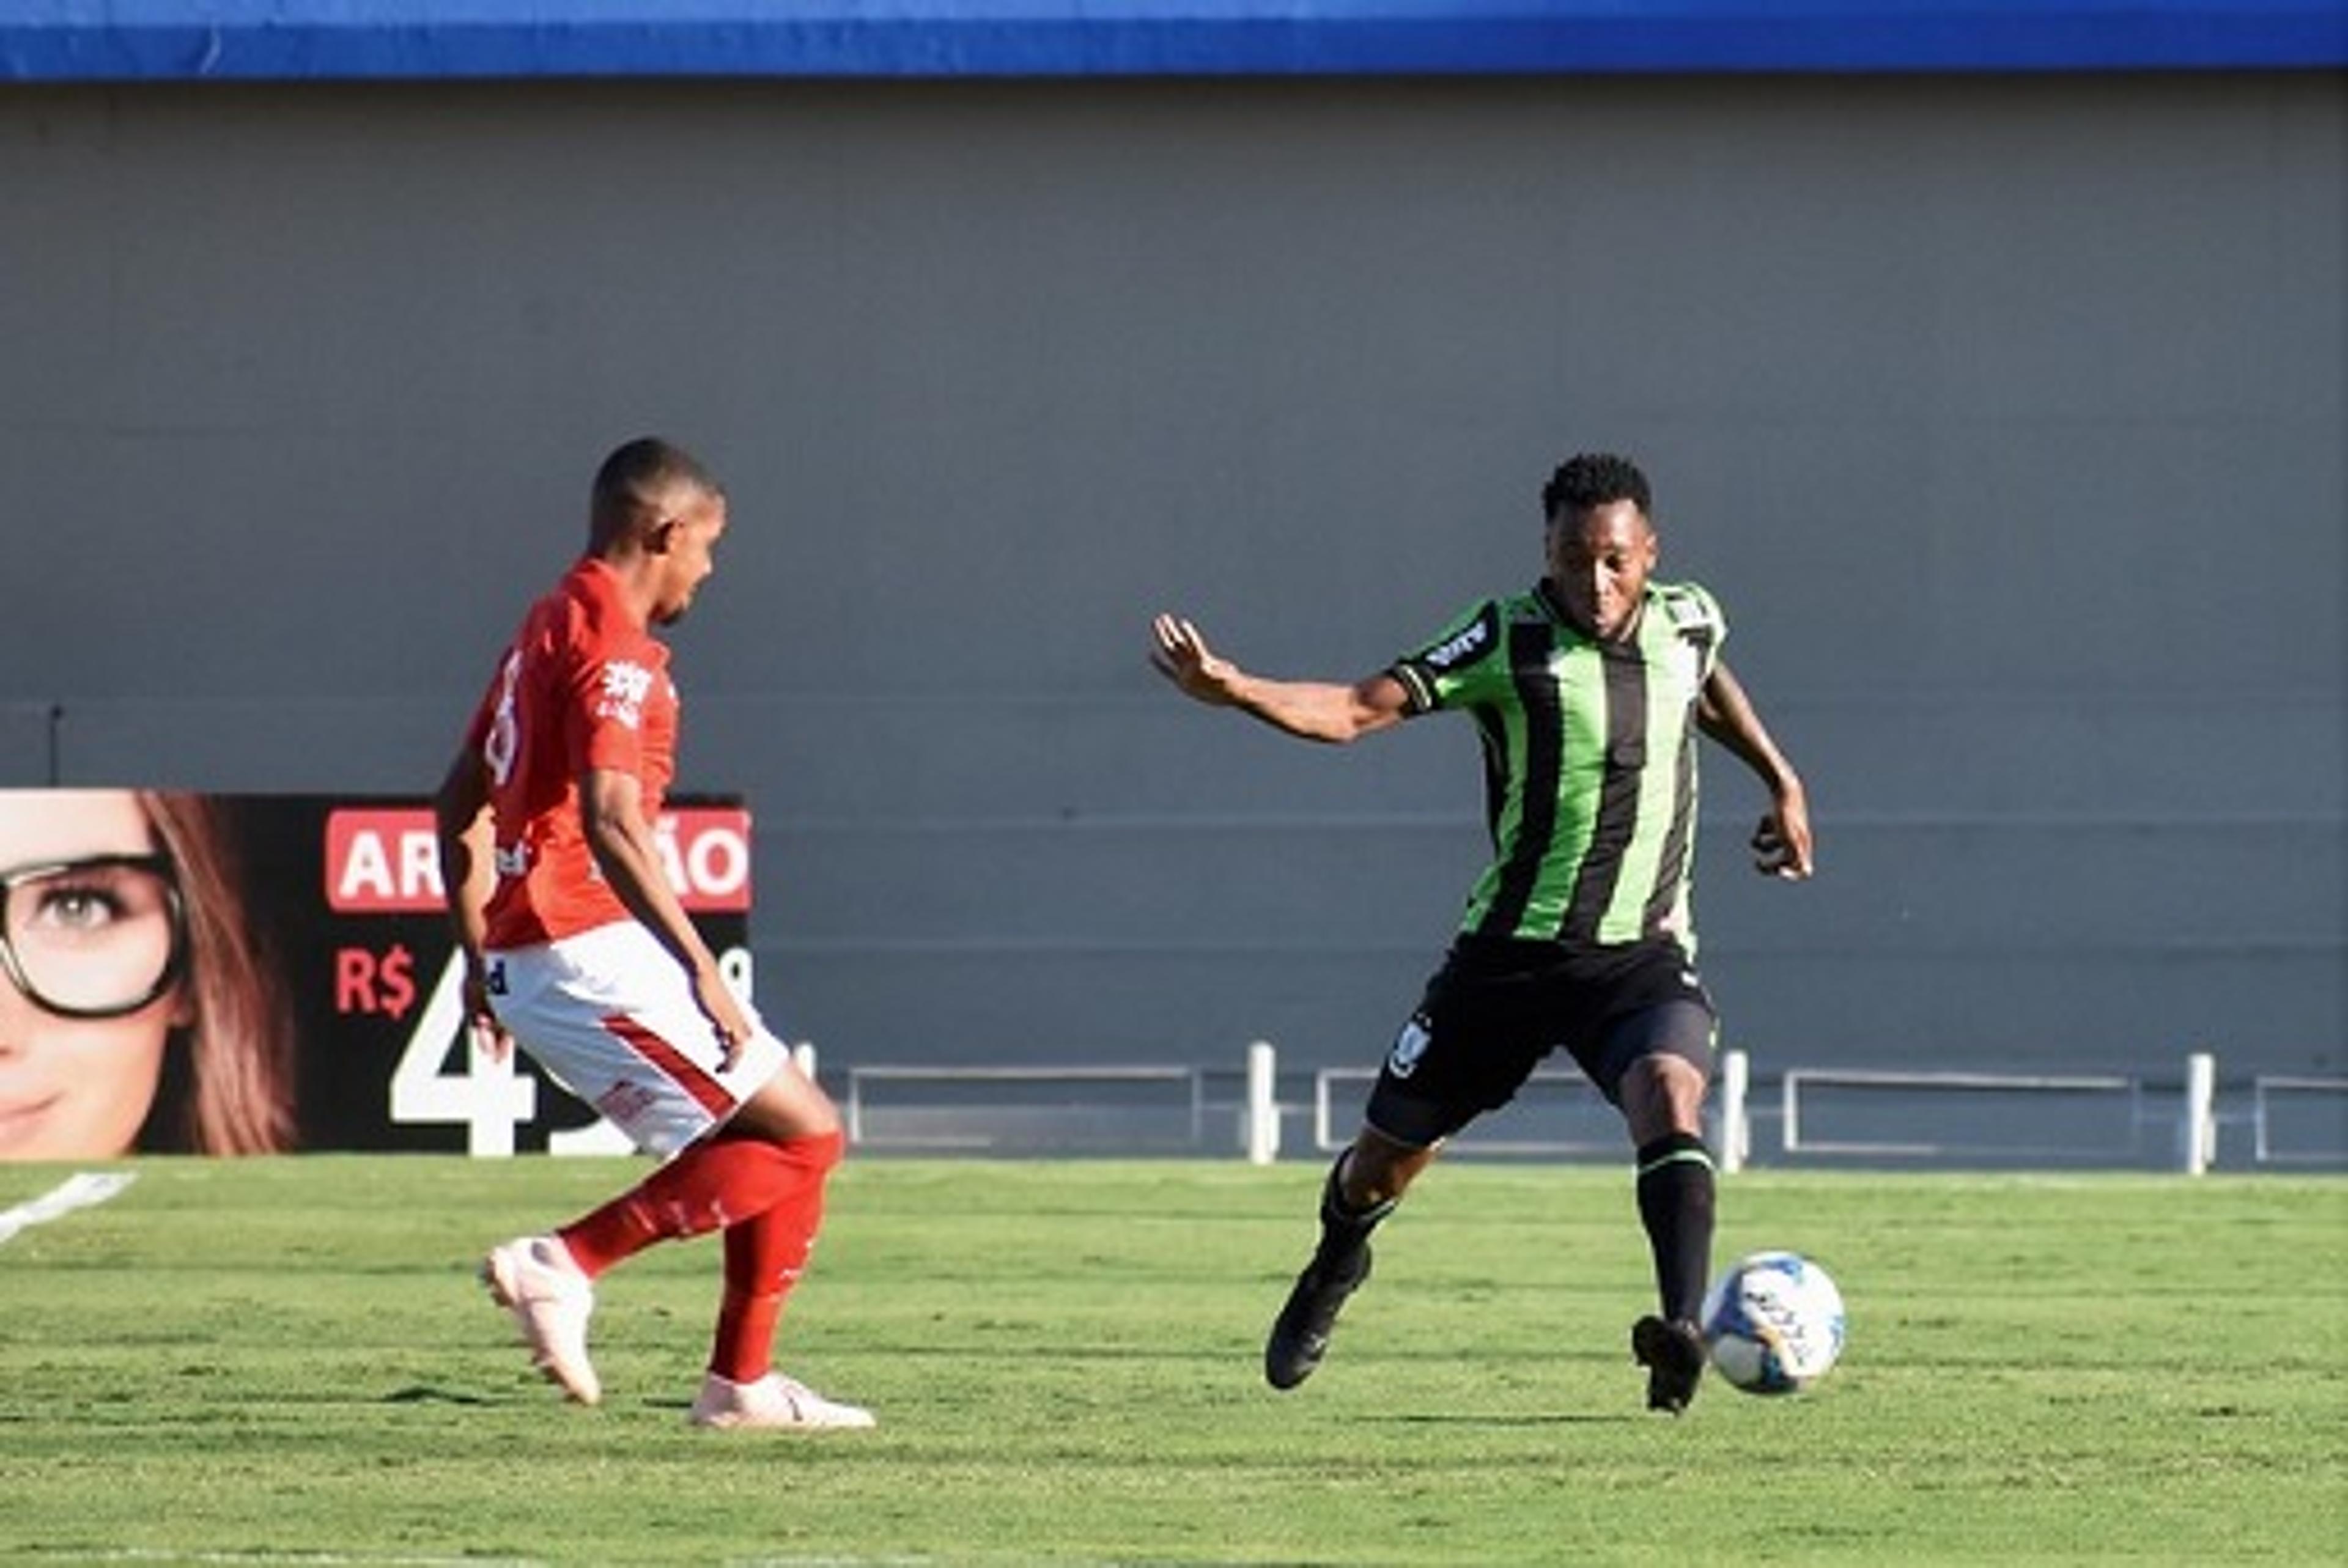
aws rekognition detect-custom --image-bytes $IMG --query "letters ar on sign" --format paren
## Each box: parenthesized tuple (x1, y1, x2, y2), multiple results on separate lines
(323, 806, 753, 913)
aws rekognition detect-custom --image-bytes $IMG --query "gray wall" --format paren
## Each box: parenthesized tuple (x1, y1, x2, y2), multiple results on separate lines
(4, 73, 2341, 1083)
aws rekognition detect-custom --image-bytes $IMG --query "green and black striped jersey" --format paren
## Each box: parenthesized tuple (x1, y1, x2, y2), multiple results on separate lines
(1390, 580, 1725, 949)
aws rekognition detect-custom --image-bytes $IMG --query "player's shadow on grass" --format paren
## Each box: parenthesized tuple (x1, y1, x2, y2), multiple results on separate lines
(383, 1385, 497, 1407)
(1373, 1411, 1636, 1427)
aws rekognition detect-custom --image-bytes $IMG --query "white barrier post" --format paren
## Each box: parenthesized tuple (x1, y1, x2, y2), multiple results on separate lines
(1245, 1040, 1280, 1165)
(1718, 1048, 1750, 1174)
(2184, 1050, 2217, 1175)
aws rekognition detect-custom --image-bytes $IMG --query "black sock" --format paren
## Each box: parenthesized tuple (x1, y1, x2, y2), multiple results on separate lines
(1313, 1154, 1395, 1273)
(1635, 1133, 1716, 1325)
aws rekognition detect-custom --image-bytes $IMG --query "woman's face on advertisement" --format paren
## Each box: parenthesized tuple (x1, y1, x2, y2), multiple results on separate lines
(0, 791, 187, 1160)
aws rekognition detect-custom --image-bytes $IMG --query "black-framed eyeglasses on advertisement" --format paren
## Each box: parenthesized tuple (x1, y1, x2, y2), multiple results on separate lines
(0, 853, 188, 1020)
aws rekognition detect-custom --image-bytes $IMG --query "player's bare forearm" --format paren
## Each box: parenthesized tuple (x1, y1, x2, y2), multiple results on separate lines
(432, 749, 513, 1053)
(440, 820, 495, 959)
(1222, 671, 1397, 743)
(1697, 661, 1815, 879)
(1150, 613, 1408, 744)
(580, 767, 753, 1061)
(432, 751, 496, 962)
(580, 772, 720, 977)
(1696, 661, 1799, 793)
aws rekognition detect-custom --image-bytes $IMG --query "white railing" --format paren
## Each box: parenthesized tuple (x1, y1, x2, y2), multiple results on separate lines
(844, 1062, 1205, 1152)
(1778, 1067, 2144, 1163)
(2253, 1075, 2348, 1167)
(1762, 1053, 2231, 1173)
(819, 1045, 2331, 1174)
(1310, 1066, 1631, 1158)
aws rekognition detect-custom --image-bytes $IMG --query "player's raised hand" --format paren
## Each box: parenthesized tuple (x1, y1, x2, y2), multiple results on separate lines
(1151, 613, 1243, 707)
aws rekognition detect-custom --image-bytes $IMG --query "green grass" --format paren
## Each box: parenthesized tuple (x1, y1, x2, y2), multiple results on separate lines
(2, 1157, 2342, 1566)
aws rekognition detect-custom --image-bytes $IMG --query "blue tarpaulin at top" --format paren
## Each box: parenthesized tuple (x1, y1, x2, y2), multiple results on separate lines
(1, 1, 2340, 81)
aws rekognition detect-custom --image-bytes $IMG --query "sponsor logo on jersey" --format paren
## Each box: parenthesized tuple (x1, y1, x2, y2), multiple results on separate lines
(1420, 611, 1493, 672)
(595, 658, 656, 729)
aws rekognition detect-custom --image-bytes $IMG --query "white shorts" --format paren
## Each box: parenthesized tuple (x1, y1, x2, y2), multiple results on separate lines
(487, 923, 788, 1158)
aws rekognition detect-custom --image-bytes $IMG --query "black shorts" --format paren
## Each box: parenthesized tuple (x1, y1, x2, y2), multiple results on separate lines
(1363, 935, 1718, 1149)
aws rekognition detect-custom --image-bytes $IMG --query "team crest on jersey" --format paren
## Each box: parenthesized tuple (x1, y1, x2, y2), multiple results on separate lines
(1672, 636, 1709, 697)
(1661, 588, 1719, 644)
(1659, 588, 1717, 694)
(1387, 1013, 1434, 1078)
(595, 659, 655, 729)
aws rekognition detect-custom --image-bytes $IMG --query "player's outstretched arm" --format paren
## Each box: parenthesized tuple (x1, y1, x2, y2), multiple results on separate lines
(1150, 613, 1410, 745)
(1696, 659, 1814, 880)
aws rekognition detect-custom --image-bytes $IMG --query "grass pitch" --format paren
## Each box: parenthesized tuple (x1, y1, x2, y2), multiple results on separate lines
(2, 1156, 2342, 1566)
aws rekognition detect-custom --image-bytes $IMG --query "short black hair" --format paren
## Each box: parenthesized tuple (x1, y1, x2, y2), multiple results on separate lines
(589, 436, 722, 544)
(1540, 452, 1650, 523)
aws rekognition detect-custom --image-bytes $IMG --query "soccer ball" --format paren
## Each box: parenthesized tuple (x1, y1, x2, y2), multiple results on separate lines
(1700, 1251, 1846, 1395)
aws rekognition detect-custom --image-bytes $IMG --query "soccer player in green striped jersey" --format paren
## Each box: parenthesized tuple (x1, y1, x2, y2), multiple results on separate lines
(1151, 452, 1812, 1413)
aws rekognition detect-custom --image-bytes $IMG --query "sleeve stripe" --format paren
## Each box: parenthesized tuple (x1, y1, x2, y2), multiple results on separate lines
(1390, 661, 1438, 715)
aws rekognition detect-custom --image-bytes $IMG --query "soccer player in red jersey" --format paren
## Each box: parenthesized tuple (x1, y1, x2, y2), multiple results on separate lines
(434, 437, 871, 1430)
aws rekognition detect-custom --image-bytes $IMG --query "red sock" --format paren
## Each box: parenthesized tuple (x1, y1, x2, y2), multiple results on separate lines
(709, 1131, 843, 1383)
(557, 1134, 829, 1279)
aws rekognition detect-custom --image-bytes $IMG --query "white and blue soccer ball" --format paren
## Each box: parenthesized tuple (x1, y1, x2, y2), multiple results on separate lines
(1700, 1250, 1847, 1395)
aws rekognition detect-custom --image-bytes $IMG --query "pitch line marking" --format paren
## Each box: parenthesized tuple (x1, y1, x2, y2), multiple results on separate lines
(0, 1170, 138, 1247)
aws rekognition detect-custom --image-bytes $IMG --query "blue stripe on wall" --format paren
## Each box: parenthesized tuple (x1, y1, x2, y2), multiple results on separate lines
(2, 2, 2342, 82)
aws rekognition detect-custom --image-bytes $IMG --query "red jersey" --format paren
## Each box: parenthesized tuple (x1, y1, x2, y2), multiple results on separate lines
(463, 558, 679, 947)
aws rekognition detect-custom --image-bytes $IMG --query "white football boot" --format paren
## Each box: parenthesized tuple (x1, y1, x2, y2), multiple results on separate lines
(481, 1235, 601, 1406)
(689, 1371, 876, 1430)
